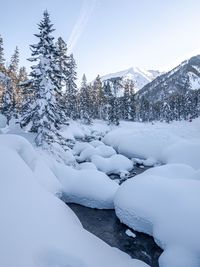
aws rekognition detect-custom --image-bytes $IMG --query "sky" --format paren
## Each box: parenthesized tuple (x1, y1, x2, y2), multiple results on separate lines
(1, 0, 200, 84)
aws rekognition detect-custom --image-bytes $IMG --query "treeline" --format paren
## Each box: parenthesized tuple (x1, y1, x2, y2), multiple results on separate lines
(0, 39, 28, 122)
(0, 11, 200, 148)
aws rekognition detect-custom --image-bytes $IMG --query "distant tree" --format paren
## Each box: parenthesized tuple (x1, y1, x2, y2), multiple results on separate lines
(8, 46, 19, 76)
(92, 75, 104, 119)
(79, 74, 92, 124)
(0, 35, 5, 70)
(65, 54, 78, 119)
(107, 78, 121, 125)
(1, 75, 14, 124)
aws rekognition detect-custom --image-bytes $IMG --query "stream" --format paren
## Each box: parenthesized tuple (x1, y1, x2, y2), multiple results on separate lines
(67, 166, 162, 267)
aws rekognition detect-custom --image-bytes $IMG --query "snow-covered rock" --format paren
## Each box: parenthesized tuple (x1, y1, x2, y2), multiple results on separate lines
(91, 154, 133, 175)
(115, 175, 200, 267)
(54, 163, 119, 209)
(90, 140, 105, 147)
(73, 142, 93, 155)
(125, 229, 136, 238)
(76, 144, 116, 162)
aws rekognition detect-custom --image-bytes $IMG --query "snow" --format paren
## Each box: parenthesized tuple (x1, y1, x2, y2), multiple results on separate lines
(3, 117, 200, 267)
(61, 120, 110, 141)
(76, 144, 116, 162)
(90, 139, 105, 147)
(162, 140, 200, 169)
(100, 67, 161, 92)
(53, 163, 119, 209)
(0, 133, 148, 267)
(104, 128, 179, 163)
(34, 158, 63, 196)
(78, 161, 97, 170)
(91, 154, 133, 175)
(0, 114, 7, 128)
(73, 142, 93, 155)
(115, 175, 200, 267)
(138, 163, 195, 180)
(125, 229, 136, 238)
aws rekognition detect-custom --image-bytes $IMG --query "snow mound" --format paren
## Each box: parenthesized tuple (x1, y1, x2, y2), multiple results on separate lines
(189, 169, 200, 180)
(115, 175, 200, 267)
(0, 134, 148, 267)
(91, 154, 133, 175)
(90, 140, 105, 147)
(78, 162, 97, 170)
(139, 163, 195, 180)
(103, 128, 179, 163)
(73, 142, 93, 155)
(34, 158, 63, 196)
(162, 140, 200, 169)
(76, 144, 116, 162)
(54, 163, 119, 209)
(0, 134, 37, 171)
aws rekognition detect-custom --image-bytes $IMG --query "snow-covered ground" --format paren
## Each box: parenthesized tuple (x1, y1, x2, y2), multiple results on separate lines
(1, 116, 200, 267)
(0, 118, 148, 267)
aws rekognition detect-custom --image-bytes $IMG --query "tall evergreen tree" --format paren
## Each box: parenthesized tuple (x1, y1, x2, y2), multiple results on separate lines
(1, 75, 14, 124)
(79, 74, 91, 124)
(92, 75, 104, 119)
(55, 37, 69, 89)
(107, 78, 121, 125)
(20, 11, 64, 147)
(65, 53, 78, 119)
(0, 35, 5, 70)
(8, 46, 19, 75)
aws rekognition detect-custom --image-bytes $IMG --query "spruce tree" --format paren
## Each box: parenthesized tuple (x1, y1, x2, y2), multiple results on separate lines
(8, 46, 19, 75)
(7, 47, 20, 116)
(16, 67, 28, 112)
(20, 10, 64, 147)
(92, 75, 104, 119)
(1, 75, 14, 124)
(0, 35, 5, 70)
(65, 53, 78, 119)
(107, 78, 120, 125)
(79, 74, 91, 124)
(123, 80, 130, 120)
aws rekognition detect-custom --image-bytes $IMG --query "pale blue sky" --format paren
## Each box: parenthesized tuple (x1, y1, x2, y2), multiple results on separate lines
(1, 0, 200, 83)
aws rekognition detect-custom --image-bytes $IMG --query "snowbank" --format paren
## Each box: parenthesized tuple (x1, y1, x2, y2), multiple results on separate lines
(73, 142, 93, 155)
(54, 163, 119, 209)
(76, 144, 116, 162)
(0, 134, 148, 267)
(103, 128, 179, 163)
(115, 175, 200, 267)
(90, 140, 105, 147)
(78, 162, 97, 170)
(162, 140, 200, 170)
(139, 163, 195, 180)
(91, 154, 133, 175)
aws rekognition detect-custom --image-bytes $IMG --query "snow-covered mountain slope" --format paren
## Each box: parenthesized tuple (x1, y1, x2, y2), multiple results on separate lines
(138, 55, 200, 102)
(101, 67, 161, 92)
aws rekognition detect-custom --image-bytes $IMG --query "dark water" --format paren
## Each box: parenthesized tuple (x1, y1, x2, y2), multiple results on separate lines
(68, 168, 163, 267)
(68, 204, 162, 267)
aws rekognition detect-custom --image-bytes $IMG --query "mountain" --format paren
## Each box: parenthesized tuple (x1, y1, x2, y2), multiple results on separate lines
(137, 55, 200, 102)
(100, 67, 162, 92)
